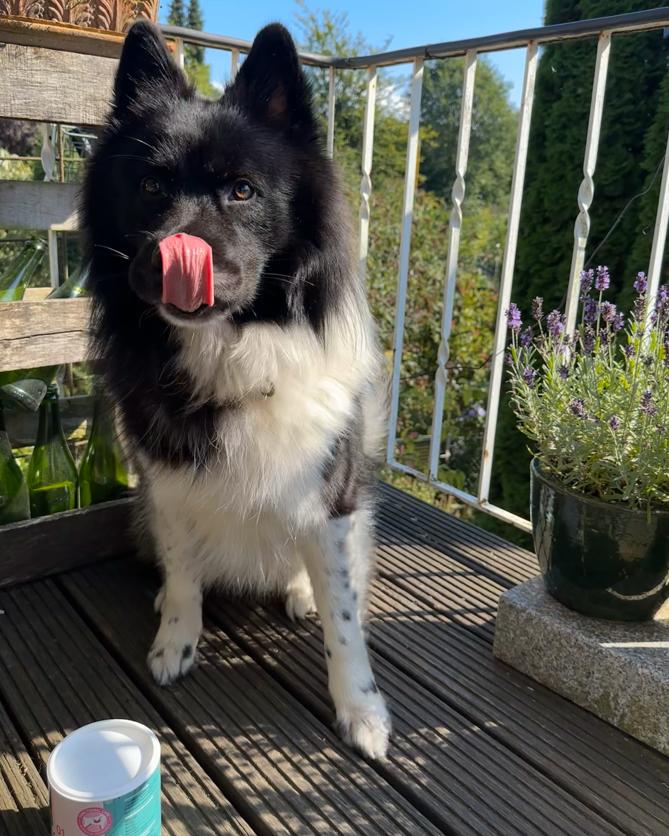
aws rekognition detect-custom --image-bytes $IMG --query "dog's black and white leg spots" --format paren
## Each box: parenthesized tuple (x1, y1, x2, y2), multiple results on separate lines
(302, 510, 390, 760)
(148, 570, 202, 685)
(147, 514, 203, 685)
(285, 564, 317, 621)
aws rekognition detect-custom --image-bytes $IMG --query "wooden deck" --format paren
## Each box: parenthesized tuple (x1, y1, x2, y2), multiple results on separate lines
(0, 484, 668, 835)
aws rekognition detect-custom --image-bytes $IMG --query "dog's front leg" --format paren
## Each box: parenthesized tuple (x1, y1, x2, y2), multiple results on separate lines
(147, 520, 203, 685)
(302, 511, 391, 760)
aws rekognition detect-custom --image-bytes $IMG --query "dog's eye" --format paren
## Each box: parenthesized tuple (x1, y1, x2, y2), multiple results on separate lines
(232, 180, 254, 201)
(141, 176, 164, 197)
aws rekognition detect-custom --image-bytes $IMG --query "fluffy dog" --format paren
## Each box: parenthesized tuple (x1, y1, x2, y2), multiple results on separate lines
(82, 21, 390, 759)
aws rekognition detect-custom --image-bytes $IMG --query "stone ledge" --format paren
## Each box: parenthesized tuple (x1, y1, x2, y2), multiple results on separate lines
(493, 577, 669, 756)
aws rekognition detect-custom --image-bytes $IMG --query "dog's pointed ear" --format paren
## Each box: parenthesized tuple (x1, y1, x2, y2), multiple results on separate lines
(114, 21, 190, 114)
(227, 24, 314, 132)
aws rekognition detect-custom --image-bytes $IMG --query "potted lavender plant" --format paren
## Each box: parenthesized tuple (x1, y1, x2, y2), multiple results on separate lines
(505, 268, 669, 621)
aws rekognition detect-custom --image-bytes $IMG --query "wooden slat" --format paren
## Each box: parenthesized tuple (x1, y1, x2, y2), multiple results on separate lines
(371, 487, 669, 834)
(0, 298, 90, 372)
(0, 17, 124, 59)
(0, 43, 114, 124)
(207, 596, 622, 836)
(379, 481, 538, 585)
(0, 499, 133, 589)
(62, 561, 437, 836)
(0, 700, 49, 836)
(370, 580, 669, 835)
(0, 181, 78, 231)
(0, 580, 251, 835)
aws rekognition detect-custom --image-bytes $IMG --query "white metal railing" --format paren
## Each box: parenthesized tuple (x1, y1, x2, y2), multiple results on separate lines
(161, 8, 669, 531)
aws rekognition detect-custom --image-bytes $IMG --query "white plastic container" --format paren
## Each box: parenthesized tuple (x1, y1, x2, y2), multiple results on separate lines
(47, 719, 161, 835)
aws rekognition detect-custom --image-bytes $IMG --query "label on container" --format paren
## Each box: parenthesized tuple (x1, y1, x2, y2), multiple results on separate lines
(51, 770, 160, 836)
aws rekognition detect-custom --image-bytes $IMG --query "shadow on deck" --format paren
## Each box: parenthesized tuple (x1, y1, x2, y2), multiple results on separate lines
(0, 483, 667, 835)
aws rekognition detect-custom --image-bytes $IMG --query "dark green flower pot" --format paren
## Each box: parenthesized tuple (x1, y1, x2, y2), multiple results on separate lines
(530, 459, 669, 621)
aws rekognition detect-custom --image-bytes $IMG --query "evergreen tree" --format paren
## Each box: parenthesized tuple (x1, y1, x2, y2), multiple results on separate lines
(629, 71, 669, 292)
(167, 0, 186, 26)
(186, 0, 205, 65)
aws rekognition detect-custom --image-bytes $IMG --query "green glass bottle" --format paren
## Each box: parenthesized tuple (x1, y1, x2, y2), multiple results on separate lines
(0, 262, 90, 412)
(0, 402, 30, 524)
(0, 240, 46, 302)
(79, 386, 128, 506)
(27, 384, 78, 518)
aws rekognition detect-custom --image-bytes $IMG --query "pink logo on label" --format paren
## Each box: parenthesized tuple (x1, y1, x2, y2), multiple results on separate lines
(76, 807, 113, 834)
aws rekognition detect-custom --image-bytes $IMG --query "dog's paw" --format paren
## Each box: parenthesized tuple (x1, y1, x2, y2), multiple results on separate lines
(336, 692, 391, 760)
(285, 576, 317, 621)
(148, 605, 201, 686)
(148, 633, 198, 685)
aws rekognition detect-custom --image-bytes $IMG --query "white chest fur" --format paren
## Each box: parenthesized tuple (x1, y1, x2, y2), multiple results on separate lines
(139, 314, 383, 592)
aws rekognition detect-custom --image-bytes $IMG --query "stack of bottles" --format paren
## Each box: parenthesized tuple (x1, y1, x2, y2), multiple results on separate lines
(0, 383, 129, 524)
(0, 242, 129, 525)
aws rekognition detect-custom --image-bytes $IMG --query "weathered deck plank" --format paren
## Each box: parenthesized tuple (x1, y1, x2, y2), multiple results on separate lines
(0, 581, 252, 835)
(207, 598, 628, 836)
(1, 483, 668, 834)
(62, 565, 438, 836)
(0, 700, 49, 836)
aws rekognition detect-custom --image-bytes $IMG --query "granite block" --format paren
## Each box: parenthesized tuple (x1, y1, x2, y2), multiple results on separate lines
(493, 577, 669, 755)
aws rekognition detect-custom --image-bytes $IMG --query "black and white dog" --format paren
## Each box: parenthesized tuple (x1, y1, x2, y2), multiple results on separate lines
(82, 21, 390, 759)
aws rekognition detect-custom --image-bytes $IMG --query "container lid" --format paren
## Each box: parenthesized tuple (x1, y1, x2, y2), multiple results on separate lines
(47, 720, 160, 802)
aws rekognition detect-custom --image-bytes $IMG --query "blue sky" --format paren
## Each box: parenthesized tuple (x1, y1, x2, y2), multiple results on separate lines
(158, 1, 545, 106)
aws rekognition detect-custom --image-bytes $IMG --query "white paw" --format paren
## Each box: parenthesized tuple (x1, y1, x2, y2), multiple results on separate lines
(285, 579, 317, 621)
(148, 610, 201, 686)
(336, 690, 391, 760)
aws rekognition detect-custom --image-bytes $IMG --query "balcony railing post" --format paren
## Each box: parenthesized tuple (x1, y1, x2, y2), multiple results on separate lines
(564, 31, 612, 333)
(326, 66, 336, 158)
(478, 42, 539, 504)
(358, 68, 378, 283)
(645, 127, 669, 326)
(174, 37, 185, 70)
(386, 58, 425, 465)
(427, 50, 478, 481)
(230, 48, 239, 78)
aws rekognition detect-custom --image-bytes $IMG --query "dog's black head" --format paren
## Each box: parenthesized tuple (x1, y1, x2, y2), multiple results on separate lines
(84, 21, 348, 334)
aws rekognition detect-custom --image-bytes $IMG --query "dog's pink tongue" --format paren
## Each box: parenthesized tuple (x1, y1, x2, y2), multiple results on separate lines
(159, 233, 214, 312)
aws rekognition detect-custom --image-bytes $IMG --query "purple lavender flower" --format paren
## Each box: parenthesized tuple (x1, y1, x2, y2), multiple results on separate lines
(531, 297, 543, 321)
(594, 265, 610, 291)
(522, 366, 537, 388)
(600, 301, 617, 324)
(633, 293, 646, 320)
(623, 343, 635, 358)
(546, 309, 565, 339)
(519, 327, 534, 348)
(558, 365, 569, 380)
(583, 298, 598, 323)
(640, 389, 657, 416)
(505, 352, 513, 367)
(580, 269, 594, 300)
(569, 398, 587, 418)
(613, 312, 625, 332)
(506, 303, 522, 332)
(609, 415, 620, 431)
(634, 271, 648, 294)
